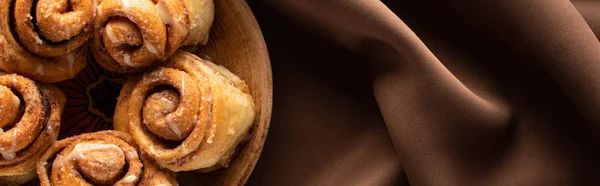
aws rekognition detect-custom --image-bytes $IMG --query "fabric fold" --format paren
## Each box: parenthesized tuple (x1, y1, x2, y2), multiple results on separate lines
(248, 0, 600, 185)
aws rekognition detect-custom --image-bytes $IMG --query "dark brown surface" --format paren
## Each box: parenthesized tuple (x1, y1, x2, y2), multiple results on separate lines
(246, 0, 600, 185)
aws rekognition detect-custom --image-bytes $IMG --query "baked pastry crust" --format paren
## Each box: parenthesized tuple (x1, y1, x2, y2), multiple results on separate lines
(0, 0, 91, 82)
(37, 130, 177, 186)
(0, 73, 65, 185)
(92, 0, 214, 73)
(114, 51, 255, 171)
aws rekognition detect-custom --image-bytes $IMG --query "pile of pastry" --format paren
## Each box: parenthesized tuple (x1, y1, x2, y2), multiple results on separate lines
(0, 0, 256, 185)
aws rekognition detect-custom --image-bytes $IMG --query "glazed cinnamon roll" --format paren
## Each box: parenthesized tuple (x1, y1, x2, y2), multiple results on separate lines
(0, 0, 91, 83)
(92, 0, 214, 73)
(37, 130, 178, 186)
(114, 51, 255, 172)
(0, 73, 65, 185)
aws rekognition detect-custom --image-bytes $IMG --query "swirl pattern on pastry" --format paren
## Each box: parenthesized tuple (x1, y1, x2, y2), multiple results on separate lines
(114, 51, 255, 171)
(37, 130, 178, 186)
(0, 0, 91, 82)
(92, 0, 214, 73)
(0, 73, 65, 185)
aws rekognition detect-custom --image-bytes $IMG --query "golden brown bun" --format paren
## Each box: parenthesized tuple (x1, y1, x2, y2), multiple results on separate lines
(0, 73, 65, 185)
(114, 51, 255, 171)
(0, 0, 91, 82)
(37, 130, 177, 186)
(92, 0, 214, 73)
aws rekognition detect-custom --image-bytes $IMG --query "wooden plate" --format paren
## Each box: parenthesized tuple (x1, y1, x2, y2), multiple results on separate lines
(25, 0, 272, 185)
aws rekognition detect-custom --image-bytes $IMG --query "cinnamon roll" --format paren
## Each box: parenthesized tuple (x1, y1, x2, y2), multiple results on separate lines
(0, 73, 65, 185)
(0, 0, 91, 83)
(114, 51, 255, 172)
(37, 130, 178, 186)
(92, 0, 214, 73)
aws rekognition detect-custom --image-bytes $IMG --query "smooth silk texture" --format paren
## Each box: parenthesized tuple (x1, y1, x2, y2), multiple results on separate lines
(246, 0, 600, 185)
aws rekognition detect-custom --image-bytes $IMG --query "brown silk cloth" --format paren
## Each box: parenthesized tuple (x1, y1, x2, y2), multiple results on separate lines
(246, 0, 600, 185)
